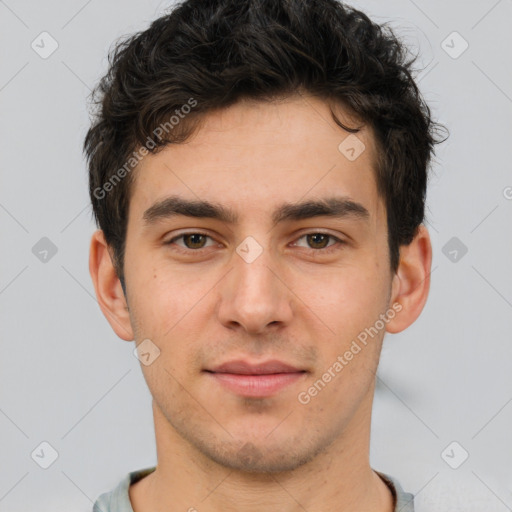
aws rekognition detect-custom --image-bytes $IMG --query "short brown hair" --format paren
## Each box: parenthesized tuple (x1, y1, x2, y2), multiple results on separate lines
(84, 0, 447, 291)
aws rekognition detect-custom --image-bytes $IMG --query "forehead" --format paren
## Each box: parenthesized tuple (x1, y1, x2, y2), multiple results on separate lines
(129, 94, 384, 224)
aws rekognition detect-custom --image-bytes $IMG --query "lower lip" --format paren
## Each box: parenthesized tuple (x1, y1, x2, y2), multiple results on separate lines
(206, 371, 306, 397)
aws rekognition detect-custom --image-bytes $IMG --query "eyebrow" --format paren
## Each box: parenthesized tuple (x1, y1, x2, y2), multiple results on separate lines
(142, 195, 370, 226)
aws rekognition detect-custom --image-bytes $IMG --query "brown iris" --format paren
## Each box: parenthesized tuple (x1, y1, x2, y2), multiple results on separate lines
(182, 234, 208, 249)
(306, 233, 330, 249)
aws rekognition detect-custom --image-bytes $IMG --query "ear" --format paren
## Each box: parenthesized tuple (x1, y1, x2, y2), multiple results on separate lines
(89, 229, 134, 341)
(386, 224, 432, 334)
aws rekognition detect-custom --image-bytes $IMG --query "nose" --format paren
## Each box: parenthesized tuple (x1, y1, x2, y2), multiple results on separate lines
(216, 245, 293, 335)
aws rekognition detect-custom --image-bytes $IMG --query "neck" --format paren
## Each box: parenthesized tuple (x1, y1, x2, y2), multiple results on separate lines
(130, 385, 394, 512)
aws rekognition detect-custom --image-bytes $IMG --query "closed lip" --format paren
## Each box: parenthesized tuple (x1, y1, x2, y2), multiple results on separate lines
(205, 359, 306, 375)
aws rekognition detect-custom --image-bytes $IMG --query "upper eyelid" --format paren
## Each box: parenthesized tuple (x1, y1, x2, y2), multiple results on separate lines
(292, 232, 342, 246)
(166, 230, 217, 244)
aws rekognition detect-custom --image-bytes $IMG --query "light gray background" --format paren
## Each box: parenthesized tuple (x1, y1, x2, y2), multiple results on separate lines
(1, 0, 511, 510)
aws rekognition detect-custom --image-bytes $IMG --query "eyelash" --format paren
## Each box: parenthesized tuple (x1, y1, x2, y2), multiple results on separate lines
(164, 231, 345, 255)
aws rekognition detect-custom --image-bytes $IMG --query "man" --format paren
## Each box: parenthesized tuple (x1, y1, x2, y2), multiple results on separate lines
(86, 0, 445, 510)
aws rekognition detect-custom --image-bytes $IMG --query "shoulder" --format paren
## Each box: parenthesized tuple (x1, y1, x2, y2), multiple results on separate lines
(376, 471, 415, 512)
(93, 467, 156, 512)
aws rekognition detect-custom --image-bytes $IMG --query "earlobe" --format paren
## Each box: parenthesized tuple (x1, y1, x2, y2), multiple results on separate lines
(386, 224, 432, 334)
(89, 229, 134, 341)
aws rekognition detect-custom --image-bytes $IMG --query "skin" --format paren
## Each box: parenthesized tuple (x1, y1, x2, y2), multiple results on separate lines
(90, 94, 432, 512)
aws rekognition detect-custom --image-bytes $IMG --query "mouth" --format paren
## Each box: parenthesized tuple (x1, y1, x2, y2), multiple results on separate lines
(203, 359, 308, 398)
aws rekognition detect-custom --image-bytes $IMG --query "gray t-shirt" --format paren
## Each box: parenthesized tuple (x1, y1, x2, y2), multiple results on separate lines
(93, 467, 414, 511)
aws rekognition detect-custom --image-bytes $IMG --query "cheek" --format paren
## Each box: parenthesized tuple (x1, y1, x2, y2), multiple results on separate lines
(128, 257, 207, 335)
(298, 262, 387, 330)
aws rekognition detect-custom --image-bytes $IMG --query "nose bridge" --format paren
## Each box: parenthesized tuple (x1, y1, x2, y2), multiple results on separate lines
(235, 253, 277, 301)
(217, 238, 292, 333)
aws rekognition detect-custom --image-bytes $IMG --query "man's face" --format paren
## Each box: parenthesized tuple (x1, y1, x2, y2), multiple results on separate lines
(123, 95, 397, 472)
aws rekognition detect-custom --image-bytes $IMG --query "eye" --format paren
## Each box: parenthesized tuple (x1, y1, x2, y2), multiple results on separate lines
(292, 232, 344, 253)
(165, 232, 217, 251)
(164, 231, 345, 255)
